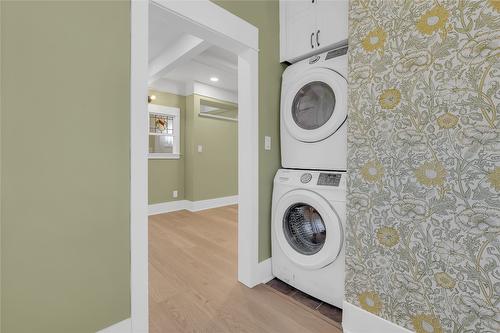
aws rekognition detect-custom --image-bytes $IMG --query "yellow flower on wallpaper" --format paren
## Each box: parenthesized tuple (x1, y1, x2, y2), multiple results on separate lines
(376, 227, 400, 247)
(361, 160, 384, 182)
(379, 88, 401, 110)
(416, 5, 449, 35)
(412, 314, 443, 333)
(362, 27, 387, 52)
(347, 0, 499, 331)
(487, 167, 500, 191)
(489, 0, 500, 12)
(437, 112, 459, 129)
(358, 291, 382, 314)
(415, 161, 446, 187)
(434, 272, 456, 289)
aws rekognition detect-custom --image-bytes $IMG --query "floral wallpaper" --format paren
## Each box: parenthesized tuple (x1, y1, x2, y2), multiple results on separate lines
(346, 1, 499, 332)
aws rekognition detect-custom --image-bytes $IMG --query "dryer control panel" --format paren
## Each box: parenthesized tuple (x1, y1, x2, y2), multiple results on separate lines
(317, 173, 341, 186)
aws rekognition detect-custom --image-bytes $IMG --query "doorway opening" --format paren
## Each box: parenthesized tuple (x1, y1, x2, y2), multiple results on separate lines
(130, 1, 261, 331)
(147, 6, 241, 329)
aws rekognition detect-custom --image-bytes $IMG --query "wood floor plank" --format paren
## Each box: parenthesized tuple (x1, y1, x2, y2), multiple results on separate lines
(149, 205, 342, 333)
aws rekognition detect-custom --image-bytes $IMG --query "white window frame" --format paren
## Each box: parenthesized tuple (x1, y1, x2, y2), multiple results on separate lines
(148, 104, 180, 159)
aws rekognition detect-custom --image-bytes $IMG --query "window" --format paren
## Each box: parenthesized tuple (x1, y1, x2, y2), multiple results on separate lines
(148, 104, 180, 159)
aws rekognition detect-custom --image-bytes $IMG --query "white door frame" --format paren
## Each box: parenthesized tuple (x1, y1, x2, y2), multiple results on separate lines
(130, 1, 262, 332)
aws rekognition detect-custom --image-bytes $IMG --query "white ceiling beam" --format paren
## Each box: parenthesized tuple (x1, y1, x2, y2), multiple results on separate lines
(188, 81, 238, 104)
(148, 34, 210, 84)
(193, 54, 237, 74)
(149, 78, 187, 96)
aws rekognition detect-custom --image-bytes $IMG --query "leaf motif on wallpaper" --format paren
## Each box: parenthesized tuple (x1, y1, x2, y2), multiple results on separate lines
(346, 0, 500, 332)
(458, 30, 500, 64)
(394, 50, 433, 75)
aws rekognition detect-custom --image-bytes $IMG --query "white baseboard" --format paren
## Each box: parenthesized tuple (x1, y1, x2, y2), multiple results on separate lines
(96, 318, 131, 333)
(256, 258, 274, 284)
(189, 195, 238, 212)
(148, 195, 238, 215)
(148, 200, 190, 215)
(342, 301, 413, 333)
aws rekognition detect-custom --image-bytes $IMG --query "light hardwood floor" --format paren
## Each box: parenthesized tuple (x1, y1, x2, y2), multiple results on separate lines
(149, 205, 343, 333)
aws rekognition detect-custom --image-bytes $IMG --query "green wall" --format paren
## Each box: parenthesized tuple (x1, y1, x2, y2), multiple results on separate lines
(1, 1, 130, 332)
(148, 90, 186, 204)
(0, 2, 3, 329)
(346, 1, 500, 332)
(0, 1, 284, 331)
(212, 0, 286, 261)
(184, 95, 238, 202)
(148, 92, 238, 204)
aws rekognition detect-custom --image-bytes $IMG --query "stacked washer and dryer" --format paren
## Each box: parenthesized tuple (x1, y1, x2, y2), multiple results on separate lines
(271, 43, 348, 307)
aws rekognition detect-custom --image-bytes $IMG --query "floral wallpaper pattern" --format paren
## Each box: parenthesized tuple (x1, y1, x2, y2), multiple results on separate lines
(346, 1, 500, 332)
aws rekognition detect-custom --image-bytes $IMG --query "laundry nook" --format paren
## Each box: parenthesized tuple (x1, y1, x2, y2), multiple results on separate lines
(1, 1, 498, 333)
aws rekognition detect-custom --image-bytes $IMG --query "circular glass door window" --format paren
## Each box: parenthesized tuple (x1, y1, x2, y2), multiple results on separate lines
(283, 203, 326, 255)
(291, 81, 335, 130)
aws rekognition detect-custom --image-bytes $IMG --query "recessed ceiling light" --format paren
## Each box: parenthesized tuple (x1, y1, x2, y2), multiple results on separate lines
(210, 77, 219, 82)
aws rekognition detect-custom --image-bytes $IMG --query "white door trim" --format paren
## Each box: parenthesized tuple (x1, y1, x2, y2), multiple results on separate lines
(153, 0, 258, 51)
(130, 1, 149, 332)
(130, 1, 260, 332)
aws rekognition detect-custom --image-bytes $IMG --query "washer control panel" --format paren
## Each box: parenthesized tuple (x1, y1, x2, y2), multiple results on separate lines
(300, 173, 313, 183)
(317, 173, 341, 186)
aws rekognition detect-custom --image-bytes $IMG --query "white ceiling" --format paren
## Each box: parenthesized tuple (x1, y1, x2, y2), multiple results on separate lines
(149, 4, 237, 94)
(162, 46, 237, 92)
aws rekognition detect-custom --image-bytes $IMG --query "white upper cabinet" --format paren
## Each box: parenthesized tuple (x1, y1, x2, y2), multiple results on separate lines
(316, 0, 348, 52)
(285, 4, 317, 61)
(280, 0, 348, 63)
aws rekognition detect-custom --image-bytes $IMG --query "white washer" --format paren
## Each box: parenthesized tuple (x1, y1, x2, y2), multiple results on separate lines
(272, 168, 345, 308)
(281, 46, 348, 171)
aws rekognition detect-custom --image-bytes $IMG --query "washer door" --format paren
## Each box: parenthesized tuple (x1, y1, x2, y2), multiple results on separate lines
(274, 189, 343, 270)
(283, 68, 347, 143)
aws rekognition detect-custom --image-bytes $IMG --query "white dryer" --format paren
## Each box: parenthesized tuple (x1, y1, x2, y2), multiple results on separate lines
(281, 47, 348, 171)
(272, 169, 345, 308)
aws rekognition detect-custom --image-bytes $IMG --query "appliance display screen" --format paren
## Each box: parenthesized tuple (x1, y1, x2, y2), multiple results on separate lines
(317, 173, 341, 186)
(325, 47, 348, 60)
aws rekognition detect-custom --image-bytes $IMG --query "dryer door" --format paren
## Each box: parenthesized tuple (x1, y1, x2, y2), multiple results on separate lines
(274, 189, 343, 270)
(283, 68, 347, 143)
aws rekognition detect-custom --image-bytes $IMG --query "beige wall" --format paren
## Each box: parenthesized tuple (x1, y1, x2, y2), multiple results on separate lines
(346, 1, 499, 332)
(184, 95, 238, 202)
(148, 90, 186, 204)
(1, 1, 130, 332)
(212, 0, 286, 261)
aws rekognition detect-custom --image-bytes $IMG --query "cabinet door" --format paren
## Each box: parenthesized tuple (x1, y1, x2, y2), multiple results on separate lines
(316, 0, 348, 48)
(284, 2, 317, 62)
(285, 0, 315, 18)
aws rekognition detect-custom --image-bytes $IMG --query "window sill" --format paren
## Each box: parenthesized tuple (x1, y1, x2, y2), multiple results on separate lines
(148, 153, 180, 160)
